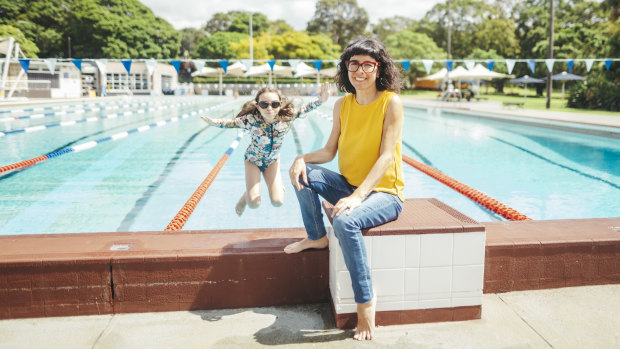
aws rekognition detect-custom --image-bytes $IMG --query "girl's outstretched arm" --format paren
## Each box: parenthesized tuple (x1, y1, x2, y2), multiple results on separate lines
(295, 82, 331, 118)
(200, 115, 240, 128)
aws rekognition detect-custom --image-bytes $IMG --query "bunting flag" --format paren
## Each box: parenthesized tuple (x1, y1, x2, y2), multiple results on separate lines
(72, 59, 82, 71)
(445, 60, 454, 71)
(544, 59, 555, 73)
(505, 59, 515, 74)
(401, 60, 410, 72)
(567, 60, 575, 73)
(144, 59, 156, 76)
(585, 59, 594, 72)
(267, 59, 276, 71)
(312, 60, 323, 71)
(486, 60, 495, 71)
(464, 60, 475, 71)
(171, 60, 181, 73)
(43, 58, 57, 74)
(241, 59, 253, 71)
(605, 59, 612, 70)
(422, 60, 433, 74)
(193, 60, 205, 74)
(288, 59, 300, 72)
(218, 60, 229, 73)
(527, 59, 536, 73)
(121, 59, 132, 74)
(18, 59, 30, 74)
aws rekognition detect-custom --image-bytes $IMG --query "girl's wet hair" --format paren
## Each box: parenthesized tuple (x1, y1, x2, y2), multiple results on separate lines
(335, 38, 402, 94)
(236, 87, 296, 121)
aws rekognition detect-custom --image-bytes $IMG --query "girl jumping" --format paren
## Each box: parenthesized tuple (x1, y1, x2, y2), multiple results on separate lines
(201, 83, 330, 216)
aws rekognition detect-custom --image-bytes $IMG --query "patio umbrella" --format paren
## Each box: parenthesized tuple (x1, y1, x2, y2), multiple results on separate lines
(509, 75, 545, 102)
(547, 71, 586, 106)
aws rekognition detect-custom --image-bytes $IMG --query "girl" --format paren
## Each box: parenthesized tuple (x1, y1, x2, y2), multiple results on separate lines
(201, 83, 330, 216)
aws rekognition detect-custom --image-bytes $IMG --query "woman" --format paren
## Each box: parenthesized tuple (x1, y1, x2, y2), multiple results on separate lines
(201, 83, 329, 216)
(285, 39, 404, 341)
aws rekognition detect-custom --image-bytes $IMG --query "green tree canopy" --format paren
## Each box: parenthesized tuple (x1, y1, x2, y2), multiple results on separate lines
(384, 30, 445, 86)
(371, 16, 416, 42)
(228, 31, 341, 60)
(193, 31, 247, 59)
(204, 11, 270, 36)
(0, 25, 39, 57)
(180, 28, 207, 58)
(306, 0, 369, 47)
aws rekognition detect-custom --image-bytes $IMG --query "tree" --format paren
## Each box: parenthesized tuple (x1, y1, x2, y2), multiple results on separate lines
(193, 32, 247, 59)
(204, 11, 270, 36)
(306, 0, 369, 47)
(384, 30, 445, 87)
(371, 16, 416, 42)
(268, 20, 294, 35)
(0, 25, 39, 57)
(228, 31, 341, 60)
(180, 28, 207, 58)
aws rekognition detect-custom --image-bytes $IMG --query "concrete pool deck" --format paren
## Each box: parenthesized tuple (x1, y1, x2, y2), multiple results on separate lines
(0, 284, 619, 348)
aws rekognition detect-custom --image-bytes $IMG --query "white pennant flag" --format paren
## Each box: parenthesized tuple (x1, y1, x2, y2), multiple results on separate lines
(422, 60, 433, 74)
(585, 59, 594, 72)
(289, 59, 300, 73)
(44, 58, 57, 74)
(241, 59, 253, 71)
(545, 59, 555, 72)
(145, 59, 157, 76)
(94, 59, 108, 75)
(464, 60, 475, 71)
(505, 59, 516, 74)
(193, 60, 205, 74)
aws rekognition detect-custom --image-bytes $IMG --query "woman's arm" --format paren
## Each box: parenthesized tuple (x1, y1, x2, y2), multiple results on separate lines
(331, 94, 404, 217)
(289, 97, 342, 191)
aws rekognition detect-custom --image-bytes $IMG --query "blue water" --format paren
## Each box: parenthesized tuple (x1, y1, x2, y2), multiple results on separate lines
(1, 96, 618, 235)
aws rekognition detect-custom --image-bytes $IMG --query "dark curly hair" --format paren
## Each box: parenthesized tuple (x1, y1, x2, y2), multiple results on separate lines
(335, 38, 401, 94)
(236, 87, 297, 121)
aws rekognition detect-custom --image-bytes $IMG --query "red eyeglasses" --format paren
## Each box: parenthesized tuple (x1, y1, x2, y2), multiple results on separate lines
(345, 60, 381, 73)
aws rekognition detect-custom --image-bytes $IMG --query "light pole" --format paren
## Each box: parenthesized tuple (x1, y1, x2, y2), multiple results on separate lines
(546, 0, 554, 109)
(249, 11, 253, 62)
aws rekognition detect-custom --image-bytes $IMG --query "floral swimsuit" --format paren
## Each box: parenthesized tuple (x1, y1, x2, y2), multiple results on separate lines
(212, 99, 323, 171)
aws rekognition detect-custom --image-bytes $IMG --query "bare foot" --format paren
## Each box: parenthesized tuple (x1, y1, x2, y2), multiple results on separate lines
(235, 195, 247, 216)
(353, 297, 376, 341)
(283, 236, 328, 254)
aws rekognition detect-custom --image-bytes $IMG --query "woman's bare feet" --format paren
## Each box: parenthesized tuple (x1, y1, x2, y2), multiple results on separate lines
(354, 297, 376, 341)
(235, 194, 247, 216)
(283, 236, 328, 254)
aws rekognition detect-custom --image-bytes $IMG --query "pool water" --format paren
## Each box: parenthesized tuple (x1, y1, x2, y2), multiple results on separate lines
(1, 96, 618, 235)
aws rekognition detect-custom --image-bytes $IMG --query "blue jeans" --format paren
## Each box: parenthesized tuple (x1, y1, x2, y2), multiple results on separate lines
(294, 164, 403, 303)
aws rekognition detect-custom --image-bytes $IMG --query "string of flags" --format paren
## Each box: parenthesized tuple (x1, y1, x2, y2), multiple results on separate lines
(12, 57, 619, 76)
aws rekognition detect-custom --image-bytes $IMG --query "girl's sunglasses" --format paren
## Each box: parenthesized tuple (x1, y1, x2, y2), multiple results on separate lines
(257, 101, 282, 109)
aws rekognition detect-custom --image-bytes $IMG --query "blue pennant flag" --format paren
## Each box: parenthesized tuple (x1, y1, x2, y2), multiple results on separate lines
(445, 60, 453, 72)
(171, 60, 181, 73)
(604, 59, 612, 71)
(486, 60, 495, 71)
(121, 59, 132, 74)
(313, 60, 323, 71)
(72, 59, 82, 71)
(18, 59, 30, 74)
(527, 59, 536, 73)
(267, 59, 276, 71)
(218, 60, 229, 73)
(401, 61, 410, 72)
(567, 60, 574, 73)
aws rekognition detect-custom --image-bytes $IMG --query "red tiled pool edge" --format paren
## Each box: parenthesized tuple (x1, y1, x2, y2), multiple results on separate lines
(1, 217, 619, 320)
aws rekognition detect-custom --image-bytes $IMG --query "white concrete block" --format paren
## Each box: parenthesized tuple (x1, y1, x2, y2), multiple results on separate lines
(372, 235, 405, 269)
(419, 266, 452, 300)
(420, 234, 453, 267)
(404, 268, 420, 301)
(405, 235, 421, 268)
(452, 265, 484, 293)
(453, 231, 486, 266)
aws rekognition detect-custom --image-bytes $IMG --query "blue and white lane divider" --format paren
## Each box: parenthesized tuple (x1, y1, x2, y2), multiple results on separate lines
(0, 100, 205, 136)
(0, 96, 209, 122)
(0, 101, 238, 174)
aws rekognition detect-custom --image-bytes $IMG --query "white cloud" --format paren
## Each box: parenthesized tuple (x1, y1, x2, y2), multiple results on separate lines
(140, 0, 441, 31)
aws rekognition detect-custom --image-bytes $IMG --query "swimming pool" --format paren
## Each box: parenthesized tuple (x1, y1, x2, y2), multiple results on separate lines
(1, 96, 619, 235)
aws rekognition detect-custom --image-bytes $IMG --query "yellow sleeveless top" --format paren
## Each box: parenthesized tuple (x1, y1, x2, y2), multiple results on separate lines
(338, 90, 404, 201)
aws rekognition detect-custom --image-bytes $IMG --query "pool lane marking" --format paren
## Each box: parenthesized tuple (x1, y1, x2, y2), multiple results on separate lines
(165, 130, 246, 231)
(0, 100, 203, 136)
(402, 154, 531, 221)
(0, 102, 233, 175)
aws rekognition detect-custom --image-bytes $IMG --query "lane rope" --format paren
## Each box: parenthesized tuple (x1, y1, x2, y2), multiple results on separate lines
(402, 154, 531, 221)
(0, 102, 231, 175)
(165, 131, 246, 231)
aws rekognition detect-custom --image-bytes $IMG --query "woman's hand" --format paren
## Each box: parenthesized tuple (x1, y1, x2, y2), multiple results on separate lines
(200, 116, 217, 126)
(332, 193, 364, 217)
(289, 156, 308, 191)
(318, 82, 330, 103)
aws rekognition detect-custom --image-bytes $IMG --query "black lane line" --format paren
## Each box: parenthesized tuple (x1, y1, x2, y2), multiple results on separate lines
(116, 127, 227, 231)
(402, 140, 434, 167)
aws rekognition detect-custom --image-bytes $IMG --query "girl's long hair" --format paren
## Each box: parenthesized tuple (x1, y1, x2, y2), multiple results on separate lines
(236, 87, 296, 121)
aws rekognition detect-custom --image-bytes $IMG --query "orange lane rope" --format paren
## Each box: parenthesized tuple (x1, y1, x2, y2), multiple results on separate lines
(165, 131, 246, 231)
(402, 154, 531, 221)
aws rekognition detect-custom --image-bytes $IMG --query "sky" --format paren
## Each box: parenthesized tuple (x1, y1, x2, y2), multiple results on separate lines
(139, 0, 443, 31)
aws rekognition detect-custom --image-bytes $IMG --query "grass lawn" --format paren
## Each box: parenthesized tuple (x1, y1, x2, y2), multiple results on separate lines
(401, 88, 619, 116)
